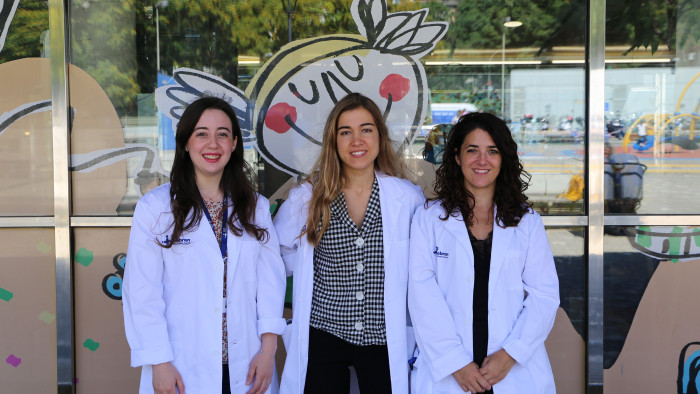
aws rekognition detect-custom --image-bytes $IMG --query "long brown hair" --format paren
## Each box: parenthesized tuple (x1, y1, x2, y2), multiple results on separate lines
(163, 96, 267, 248)
(302, 93, 405, 245)
(431, 112, 531, 227)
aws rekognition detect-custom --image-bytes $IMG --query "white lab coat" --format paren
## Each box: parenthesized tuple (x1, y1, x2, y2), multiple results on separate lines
(123, 183, 287, 394)
(408, 201, 559, 393)
(273, 173, 425, 394)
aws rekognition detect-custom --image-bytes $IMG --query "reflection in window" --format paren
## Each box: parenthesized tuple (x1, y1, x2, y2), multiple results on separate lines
(0, 0, 52, 216)
(605, 0, 700, 214)
(417, 1, 587, 215)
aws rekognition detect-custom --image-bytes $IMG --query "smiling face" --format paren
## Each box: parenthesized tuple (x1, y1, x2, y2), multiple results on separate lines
(335, 107, 380, 177)
(455, 128, 501, 195)
(186, 108, 237, 184)
(250, 48, 427, 176)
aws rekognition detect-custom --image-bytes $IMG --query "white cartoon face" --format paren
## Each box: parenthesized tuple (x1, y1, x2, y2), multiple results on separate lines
(156, 0, 447, 177)
(255, 49, 427, 175)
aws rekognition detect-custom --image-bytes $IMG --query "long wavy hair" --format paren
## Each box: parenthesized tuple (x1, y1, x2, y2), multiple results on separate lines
(431, 112, 531, 228)
(302, 93, 406, 245)
(162, 96, 267, 248)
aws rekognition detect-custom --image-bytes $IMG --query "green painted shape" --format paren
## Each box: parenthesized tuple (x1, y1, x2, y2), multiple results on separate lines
(75, 248, 94, 267)
(695, 231, 700, 247)
(36, 242, 51, 255)
(669, 227, 683, 263)
(0, 287, 13, 302)
(270, 204, 277, 214)
(636, 226, 652, 248)
(38, 311, 56, 324)
(83, 338, 100, 351)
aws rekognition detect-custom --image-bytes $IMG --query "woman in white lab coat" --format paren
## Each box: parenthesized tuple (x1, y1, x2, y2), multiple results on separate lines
(274, 93, 424, 393)
(408, 112, 559, 393)
(123, 97, 286, 394)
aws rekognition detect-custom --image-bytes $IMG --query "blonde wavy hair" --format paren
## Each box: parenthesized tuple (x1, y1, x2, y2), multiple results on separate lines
(302, 93, 406, 245)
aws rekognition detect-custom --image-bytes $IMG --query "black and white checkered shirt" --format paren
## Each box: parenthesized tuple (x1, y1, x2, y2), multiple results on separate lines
(310, 179, 386, 346)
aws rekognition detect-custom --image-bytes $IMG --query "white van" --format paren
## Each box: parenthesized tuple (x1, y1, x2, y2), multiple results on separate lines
(429, 102, 479, 124)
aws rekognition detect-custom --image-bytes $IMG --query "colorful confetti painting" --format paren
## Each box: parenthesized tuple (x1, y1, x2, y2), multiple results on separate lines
(5, 354, 21, 368)
(75, 247, 94, 267)
(0, 287, 13, 302)
(82, 339, 100, 352)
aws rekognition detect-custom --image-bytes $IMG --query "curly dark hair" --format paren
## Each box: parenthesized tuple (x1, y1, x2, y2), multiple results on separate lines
(431, 112, 531, 228)
(162, 96, 267, 248)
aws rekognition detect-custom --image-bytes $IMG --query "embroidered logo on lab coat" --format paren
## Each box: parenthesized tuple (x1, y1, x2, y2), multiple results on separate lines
(433, 246, 449, 258)
(162, 235, 191, 246)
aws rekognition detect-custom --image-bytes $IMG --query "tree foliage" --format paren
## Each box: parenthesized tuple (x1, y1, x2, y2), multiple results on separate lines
(4, 0, 692, 118)
(606, 0, 698, 54)
(449, 0, 585, 56)
(71, 0, 140, 113)
(0, 0, 48, 63)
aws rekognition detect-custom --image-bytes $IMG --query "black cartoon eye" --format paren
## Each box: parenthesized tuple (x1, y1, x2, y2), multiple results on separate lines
(102, 252, 126, 300)
(102, 273, 123, 300)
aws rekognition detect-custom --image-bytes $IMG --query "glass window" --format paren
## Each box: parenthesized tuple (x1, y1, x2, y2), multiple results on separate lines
(66, 1, 589, 214)
(0, 0, 53, 216)
(604, 225, 700, 392)
(605, 0, 700, 214)
(65, 2, 588, 390)
(69, 1, 150, 216)
(420, 1, 587, 215)
(0, 229, 57, 393)
(74, 228, 138, 393)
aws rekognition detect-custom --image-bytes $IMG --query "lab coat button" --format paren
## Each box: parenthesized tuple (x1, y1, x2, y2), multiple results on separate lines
(356, 263, 364, 272)
(355, 321, 364, 331)
(234, 379, 240, 385)
(355, 237, 365, 247)
(355, 291, 364, 301)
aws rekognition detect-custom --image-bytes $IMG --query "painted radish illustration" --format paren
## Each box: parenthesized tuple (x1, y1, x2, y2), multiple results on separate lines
(156, 0, 447, 176)
(248, 0, 447, 175)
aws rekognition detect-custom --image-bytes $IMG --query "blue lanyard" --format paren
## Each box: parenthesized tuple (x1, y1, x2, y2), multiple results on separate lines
(202, 195, 228, 259)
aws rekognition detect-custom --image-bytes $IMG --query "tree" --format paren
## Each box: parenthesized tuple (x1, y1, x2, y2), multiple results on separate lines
(449, 0, 585, 55)
(0, 0, 48, 63)
(71, 0, 140, 114)
(605, 0, 700, 55)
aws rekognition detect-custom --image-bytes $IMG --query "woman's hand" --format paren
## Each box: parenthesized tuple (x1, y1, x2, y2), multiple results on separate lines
(479, 349, 516, 386)
(452, 362, 492, 393)
(245, 333, 277, 394)
(152, 362, 185, 394)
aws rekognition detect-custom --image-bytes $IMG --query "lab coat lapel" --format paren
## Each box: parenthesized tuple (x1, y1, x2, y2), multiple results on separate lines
(377, 174, 403, 257)
(489, 206, 514, 295)
(443, 210, 472, 259)
(226, 204, 242, 277)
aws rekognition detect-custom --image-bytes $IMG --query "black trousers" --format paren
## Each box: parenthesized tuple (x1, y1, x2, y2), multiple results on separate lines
(223, 364, 231, 394)
(304, 326, 392, 394)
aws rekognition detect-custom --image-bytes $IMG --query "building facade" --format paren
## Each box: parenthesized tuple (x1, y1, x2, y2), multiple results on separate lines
(1, 0, 699, 392)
